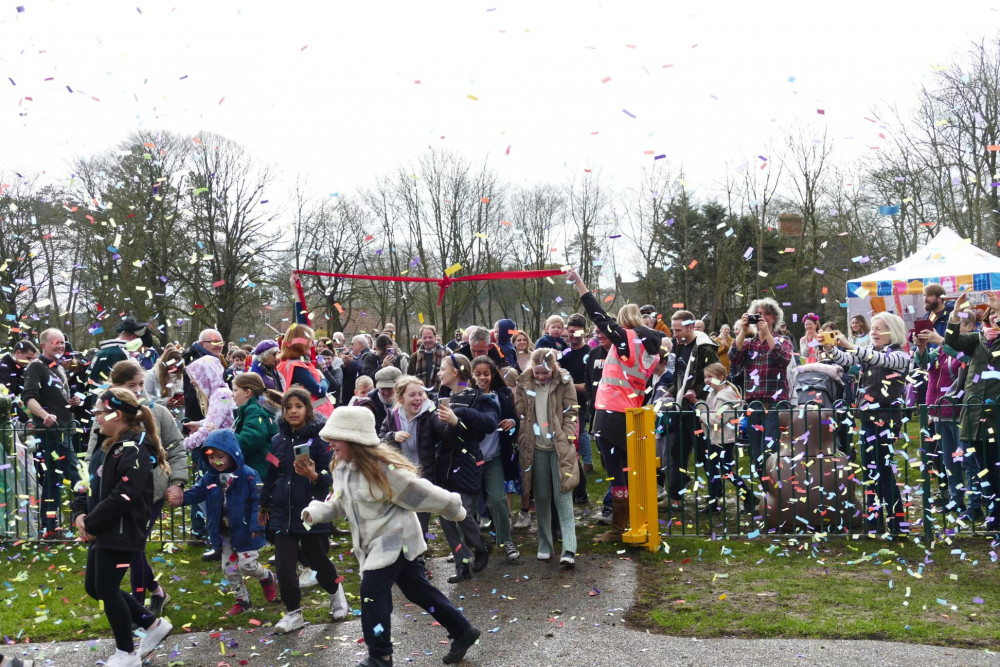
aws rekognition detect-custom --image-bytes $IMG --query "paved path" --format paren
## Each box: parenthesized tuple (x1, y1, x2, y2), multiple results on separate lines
(10, 554, 998, 667)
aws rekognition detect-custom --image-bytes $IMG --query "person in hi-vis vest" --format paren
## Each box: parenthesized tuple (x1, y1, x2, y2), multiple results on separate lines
(564, 269, 665, 544)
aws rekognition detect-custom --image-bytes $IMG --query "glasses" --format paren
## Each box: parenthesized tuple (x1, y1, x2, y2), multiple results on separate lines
(93, 409, 113, 417)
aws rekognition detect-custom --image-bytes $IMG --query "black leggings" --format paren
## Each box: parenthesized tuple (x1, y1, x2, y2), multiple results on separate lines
(85, 545, 155, 652)
(274, 533, 340, 612)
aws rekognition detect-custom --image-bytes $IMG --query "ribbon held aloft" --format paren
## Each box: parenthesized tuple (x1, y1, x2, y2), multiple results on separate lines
(291, 268, 566, 326)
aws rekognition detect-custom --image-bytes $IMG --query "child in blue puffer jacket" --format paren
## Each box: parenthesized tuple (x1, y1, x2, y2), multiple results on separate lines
(167, 429, 277, 616)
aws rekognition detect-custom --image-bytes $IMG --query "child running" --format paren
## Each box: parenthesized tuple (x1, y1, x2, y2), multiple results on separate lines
(166, 429, 277, 615)
(259, 387, 349, 632)
(303, 406, 481, 667)
(70, 388, 173, 667)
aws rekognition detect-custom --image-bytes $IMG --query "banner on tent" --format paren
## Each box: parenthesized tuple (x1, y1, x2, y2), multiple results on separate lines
(846, 272, 1000, 298)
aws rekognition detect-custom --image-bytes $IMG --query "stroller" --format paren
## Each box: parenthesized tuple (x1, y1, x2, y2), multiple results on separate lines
(794, 367, 843, 408)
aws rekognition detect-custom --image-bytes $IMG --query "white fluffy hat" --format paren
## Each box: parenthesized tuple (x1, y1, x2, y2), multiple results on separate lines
(319, 406, 380, 446)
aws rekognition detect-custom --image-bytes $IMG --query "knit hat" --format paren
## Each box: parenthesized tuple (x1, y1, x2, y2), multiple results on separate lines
(253, 339, 280, 356)
(374, 366, 402, 389)
(319, 406, 380, 446)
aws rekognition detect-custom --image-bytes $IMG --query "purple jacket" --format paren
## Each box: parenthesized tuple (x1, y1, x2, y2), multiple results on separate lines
(915, 346, 962, 420)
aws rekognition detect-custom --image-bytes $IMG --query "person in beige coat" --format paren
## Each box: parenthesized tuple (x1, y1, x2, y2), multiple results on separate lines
(514, 348, 580, 569)
(695, 363, 757, 514)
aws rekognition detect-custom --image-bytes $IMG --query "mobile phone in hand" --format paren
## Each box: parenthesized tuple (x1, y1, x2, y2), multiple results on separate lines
(293, 443, 311, 459)
(438, 397, 450, 408)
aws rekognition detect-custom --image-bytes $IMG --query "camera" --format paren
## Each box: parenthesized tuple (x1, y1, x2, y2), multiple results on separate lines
(746, 313, 761, 324)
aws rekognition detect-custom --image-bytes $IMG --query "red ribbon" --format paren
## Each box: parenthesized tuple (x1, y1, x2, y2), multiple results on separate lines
(292, 268, 566, 326)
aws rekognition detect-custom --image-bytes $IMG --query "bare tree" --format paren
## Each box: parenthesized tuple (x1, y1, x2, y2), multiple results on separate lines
(183, 133, 282, 342)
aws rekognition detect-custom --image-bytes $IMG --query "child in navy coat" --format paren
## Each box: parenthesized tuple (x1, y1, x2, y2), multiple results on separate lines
(167, 429, 276, 615)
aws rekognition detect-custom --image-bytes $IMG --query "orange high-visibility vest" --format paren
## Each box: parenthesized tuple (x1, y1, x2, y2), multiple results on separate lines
(277, 359, 334, 418)
(594, 328, 656, 412)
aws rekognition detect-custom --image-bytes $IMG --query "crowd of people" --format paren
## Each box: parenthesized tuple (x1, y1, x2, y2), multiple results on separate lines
(3, 275, 1000, 667)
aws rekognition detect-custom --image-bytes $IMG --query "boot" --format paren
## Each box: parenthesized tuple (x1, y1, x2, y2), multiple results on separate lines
(592, 495, 629, 543)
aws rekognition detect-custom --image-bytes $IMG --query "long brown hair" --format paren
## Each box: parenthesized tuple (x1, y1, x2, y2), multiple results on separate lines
(109, 359, 144, 387)
(155, 348, 184, 396)
(332, 441, 416, 501)
(99, 387, 170, 475)
(233, 372, 266, 397)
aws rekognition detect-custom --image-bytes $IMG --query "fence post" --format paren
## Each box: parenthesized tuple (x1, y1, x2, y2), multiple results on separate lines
(623, 406, 660, 551)
(918, 403, 933, 542)
(0, 396, 10, 456)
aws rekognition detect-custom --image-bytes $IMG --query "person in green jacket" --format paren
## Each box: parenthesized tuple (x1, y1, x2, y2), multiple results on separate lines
(232, 373, 277, 480)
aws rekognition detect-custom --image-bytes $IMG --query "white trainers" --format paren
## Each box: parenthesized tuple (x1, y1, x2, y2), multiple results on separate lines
(512, 511, 531, 530)
(274, 609, 305, 633)
(138, 617, 172, 657)
(329, 586, 350, 620)
(104, 648, 141, 667)
(537, 551, 551, 561)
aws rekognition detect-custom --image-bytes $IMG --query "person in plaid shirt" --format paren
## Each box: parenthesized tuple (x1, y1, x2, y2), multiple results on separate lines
(728, 298, 793, 480)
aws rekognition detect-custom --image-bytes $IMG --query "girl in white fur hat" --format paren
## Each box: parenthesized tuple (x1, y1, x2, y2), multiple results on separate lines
(302, 406, 481, 667)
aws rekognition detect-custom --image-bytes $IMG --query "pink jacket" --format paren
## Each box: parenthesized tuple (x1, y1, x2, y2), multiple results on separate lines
(183, 355, 235, 450)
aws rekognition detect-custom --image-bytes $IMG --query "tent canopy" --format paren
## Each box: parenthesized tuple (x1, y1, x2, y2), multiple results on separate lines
(847, 228, 1000, 299)
(846, 227, 1000, 322)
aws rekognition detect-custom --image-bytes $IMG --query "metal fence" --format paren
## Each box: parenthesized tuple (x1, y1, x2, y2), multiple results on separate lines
(623, 398, 1000, 542)
(0, 404, 201, 543)
(2, 396, 998, 543)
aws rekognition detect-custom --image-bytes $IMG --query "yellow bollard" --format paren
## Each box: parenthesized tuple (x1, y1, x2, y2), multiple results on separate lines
(622, 406, 660, 551)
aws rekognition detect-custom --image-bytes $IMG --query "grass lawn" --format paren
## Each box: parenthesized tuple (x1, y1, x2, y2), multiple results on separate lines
(626, 535, 1000, 648)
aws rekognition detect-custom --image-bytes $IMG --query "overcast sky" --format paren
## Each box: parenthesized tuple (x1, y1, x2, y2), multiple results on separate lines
(3, 1, 1000, 200)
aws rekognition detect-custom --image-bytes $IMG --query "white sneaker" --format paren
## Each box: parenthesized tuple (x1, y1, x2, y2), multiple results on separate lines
(138, 617, 172, 657)
(298, 567, 318, 588)
(512, 511, 531, 530)
(104, 648, 142, 667)
(657, 486, 668, 501)
(274, 609, 305, 633)
(537, 551, 551, 561)
(329, 586, 350, 620)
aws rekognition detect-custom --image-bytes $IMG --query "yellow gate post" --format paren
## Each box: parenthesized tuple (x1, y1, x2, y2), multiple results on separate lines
(622, 406, 660, 551)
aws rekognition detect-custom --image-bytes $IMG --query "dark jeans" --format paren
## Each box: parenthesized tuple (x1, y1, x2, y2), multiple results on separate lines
(860, 418, 907, 534)
(130, 497, 166, 604)
(746, 403, 781, 479)
(667, 412, 700, 500)
(274, 533, 340, 612)
(85, 545, 154, 652)
(38, 427, 80, 534)
(360, 553, 471, 659)
(594, 411, 628, 492)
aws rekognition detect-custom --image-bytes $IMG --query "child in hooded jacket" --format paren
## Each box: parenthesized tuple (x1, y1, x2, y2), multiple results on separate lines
(303, 406, 481, 667)
(167, 429, 277, 615)
(183, 355, 235, 451)
(258, 387, 348, 632)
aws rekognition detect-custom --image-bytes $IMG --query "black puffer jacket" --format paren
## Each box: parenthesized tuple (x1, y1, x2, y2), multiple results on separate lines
(259, 418, 332, 535)
(435, 387, 500, 494)
(70, 429, 155, 552)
